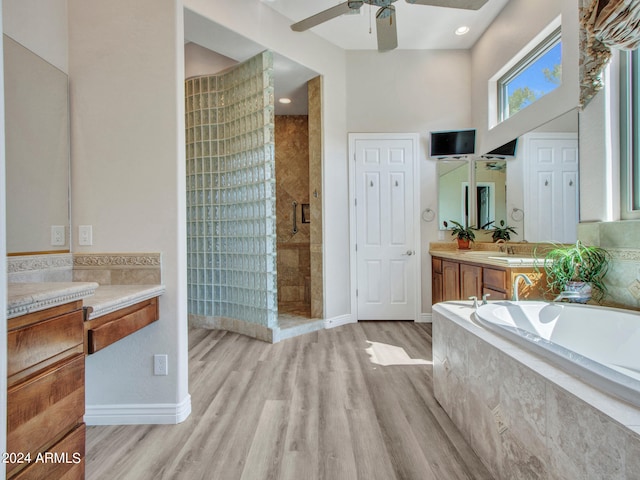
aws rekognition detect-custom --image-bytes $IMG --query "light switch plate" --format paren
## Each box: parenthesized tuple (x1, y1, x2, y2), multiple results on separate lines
(79, 225, 93, 246)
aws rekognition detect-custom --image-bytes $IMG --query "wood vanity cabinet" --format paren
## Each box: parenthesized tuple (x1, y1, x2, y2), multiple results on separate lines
(432, 255, 546, 304)
(6, 301, 86, 479)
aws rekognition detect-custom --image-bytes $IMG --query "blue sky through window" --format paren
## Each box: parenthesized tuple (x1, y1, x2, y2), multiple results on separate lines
(504, 42, 562, 116)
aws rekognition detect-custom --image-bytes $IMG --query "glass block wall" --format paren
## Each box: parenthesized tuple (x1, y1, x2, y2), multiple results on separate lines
(186, 51, 277, 329)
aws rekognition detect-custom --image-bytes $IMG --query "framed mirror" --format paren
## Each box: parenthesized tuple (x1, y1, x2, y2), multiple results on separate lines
(4, 35, 70, 254)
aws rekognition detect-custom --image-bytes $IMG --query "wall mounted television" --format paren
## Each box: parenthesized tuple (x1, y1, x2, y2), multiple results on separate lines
(483, 138, 518, 159)
(430, 129, 476, 159)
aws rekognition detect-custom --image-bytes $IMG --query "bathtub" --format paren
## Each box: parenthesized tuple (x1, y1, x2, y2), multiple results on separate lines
(474, 301, 640, 408)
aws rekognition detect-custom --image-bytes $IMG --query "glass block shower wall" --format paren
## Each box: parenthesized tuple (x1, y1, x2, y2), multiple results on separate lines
(186, 51, 277, 329)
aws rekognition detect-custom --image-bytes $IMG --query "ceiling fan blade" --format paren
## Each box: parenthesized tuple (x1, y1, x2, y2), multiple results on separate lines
(376, 6, 398, 52)
(291, 2, 355, 32)
(405, 0, 488, 10)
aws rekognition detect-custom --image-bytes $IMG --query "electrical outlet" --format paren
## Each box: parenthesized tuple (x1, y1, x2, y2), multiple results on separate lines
(153, 354, 168, 376)
(51, 225, 65, 246)
(79, 225, 93, 246)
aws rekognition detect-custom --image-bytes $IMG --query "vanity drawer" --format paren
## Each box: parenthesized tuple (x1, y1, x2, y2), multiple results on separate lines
(9, 424, 85, 480)
(483, 267, 507, 293)
(8, 309, 84, 379)
(6, 353, 85, 476)
(86, 297, 159, 354)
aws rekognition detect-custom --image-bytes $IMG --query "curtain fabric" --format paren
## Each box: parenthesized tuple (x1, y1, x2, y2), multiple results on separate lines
(579, 0, 640, 108)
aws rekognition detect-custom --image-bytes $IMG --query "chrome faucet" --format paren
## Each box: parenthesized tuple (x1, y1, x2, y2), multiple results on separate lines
(553, 291, 582, 302)
(512, 273, 532, 301)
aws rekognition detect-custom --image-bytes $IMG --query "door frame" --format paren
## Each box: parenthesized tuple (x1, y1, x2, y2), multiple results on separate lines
(348, 133, 422, 321)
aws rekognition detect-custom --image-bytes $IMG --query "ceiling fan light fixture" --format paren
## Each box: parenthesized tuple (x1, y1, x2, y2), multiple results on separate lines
(455, 25, 470, 35)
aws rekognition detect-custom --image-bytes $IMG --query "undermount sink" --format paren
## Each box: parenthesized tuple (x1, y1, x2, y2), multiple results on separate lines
(488, 256, 538, 264)
(461, 251, 507, 257)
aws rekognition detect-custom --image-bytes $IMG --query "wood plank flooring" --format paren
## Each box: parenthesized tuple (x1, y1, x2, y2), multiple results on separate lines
(85, 322, 494, 480)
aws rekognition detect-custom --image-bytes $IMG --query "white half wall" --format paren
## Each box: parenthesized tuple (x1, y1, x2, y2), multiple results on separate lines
(471, 0, 580, 153)
(69, 0, 190, 422)
(346, 49, 472, 312)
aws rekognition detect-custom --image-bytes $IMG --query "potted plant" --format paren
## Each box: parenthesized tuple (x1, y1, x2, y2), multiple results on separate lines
(483, 220, 517, 242)
(445, 220, 475, 249)
(540, 241, 611, 303)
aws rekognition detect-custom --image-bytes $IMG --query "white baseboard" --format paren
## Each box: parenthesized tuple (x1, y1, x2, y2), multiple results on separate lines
(417, 313, 433, 323)
(324, 313, 355, 329)
(85, 394, 192, 426)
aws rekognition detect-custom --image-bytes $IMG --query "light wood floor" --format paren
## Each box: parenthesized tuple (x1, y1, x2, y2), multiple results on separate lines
(86, 322, 494, 480)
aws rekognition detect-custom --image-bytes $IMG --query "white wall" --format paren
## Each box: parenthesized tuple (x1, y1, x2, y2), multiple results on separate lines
(69, 0, 190, 422)
(184, 41, 237, 79)
(2, 0, 68, 73)
(184, 0, 351, 319)
(471, 0, 580, 154)
(346, 49, 472, 312)
(0, 0, 7, 474)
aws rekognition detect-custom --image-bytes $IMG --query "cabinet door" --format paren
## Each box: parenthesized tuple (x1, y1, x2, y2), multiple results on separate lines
(460, 264, 482, 299)
(432, 272, 443, 305)
(442, 261, 460, 301)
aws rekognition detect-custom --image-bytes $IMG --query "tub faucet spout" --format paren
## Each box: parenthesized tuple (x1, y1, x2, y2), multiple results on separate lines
(553, 291, 582, 302)
(512, 274, 532, 301)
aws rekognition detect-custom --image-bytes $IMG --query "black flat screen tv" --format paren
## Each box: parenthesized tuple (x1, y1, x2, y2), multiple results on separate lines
(484, 138, 518, 158)
(430, 129, 476, 158)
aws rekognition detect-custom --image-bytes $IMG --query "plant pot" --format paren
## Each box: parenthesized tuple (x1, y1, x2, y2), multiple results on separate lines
(457, 239, 471, 250)
(564, 281, 592, 303)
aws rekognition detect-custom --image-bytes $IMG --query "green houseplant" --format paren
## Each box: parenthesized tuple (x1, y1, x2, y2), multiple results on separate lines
(483, 220, 517, 242)
(541, 241, 611, 303)
(445, 220, 475, 249)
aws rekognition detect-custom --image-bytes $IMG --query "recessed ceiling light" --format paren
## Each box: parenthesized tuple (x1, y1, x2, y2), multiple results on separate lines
(278, 98, 292, 104)
(455, 26, 470, 36)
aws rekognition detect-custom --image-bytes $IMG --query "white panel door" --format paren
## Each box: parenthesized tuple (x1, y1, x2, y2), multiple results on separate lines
(354, 137, 417, 320)
(525, 134, 579, 243)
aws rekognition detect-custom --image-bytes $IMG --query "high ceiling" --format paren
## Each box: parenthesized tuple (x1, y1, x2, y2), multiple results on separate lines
(185, 0, 512, 114)
(261, 0, 510, 50)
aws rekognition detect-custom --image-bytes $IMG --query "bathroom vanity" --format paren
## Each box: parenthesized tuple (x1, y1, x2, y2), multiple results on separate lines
(430, 248, 548, 304)
(5, 282, 164, 479)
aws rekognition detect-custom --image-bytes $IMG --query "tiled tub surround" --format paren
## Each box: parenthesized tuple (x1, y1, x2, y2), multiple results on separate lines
(579, 221, 640, 308)
(186, 51, 278, 341)
(433, 302, 640, 479)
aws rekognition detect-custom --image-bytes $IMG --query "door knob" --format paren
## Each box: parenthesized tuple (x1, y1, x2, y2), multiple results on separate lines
(401, 250, 415, 256)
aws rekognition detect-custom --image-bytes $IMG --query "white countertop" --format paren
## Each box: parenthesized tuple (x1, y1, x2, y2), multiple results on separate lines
(83, 284, 166, 320)
(7, 282, 99, 319)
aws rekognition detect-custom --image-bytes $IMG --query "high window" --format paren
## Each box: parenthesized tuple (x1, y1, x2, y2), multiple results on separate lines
(621, 49, 640, 218)
(498, 28, 562, 122)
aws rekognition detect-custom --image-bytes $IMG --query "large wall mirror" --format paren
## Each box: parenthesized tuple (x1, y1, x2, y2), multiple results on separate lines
(437, 109, 578, 240)
(4, 34, 70, 254)
(437, 158, 508, 230)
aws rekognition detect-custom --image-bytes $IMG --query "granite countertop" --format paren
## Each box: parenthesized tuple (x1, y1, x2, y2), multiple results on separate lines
(429, 249, 542, 268)
(8, 282, 165, 320)
(7, 282, 99, 319)
(83, 284, 166, 320)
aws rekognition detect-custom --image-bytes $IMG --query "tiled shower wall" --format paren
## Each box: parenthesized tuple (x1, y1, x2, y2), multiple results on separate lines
(275, 115, 311, 312)
(186, 51, 278, 336)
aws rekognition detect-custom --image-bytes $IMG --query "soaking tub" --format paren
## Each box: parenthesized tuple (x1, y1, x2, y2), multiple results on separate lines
(474, 300, 640, 408)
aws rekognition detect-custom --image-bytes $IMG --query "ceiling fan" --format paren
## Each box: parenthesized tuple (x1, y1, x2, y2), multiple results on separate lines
(290, 0, 488, 52)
